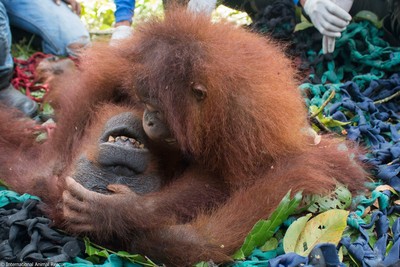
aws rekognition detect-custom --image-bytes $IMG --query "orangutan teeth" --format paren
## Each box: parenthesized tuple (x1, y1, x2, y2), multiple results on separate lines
(107, 135, 144, 149)
(164, 138, 177, 144)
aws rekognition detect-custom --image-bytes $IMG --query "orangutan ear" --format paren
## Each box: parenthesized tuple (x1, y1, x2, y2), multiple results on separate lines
(191, 83, 207, 101)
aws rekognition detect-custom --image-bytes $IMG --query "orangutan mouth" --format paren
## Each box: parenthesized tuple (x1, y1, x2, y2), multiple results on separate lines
(107, 135, 145, 149)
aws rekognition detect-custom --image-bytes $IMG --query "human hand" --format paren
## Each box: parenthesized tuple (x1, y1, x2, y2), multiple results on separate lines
(318, 0, 354, 54)
(188, 0, 217, 16)
(53, 0, 81, 16)
(303, 0, 351, 38)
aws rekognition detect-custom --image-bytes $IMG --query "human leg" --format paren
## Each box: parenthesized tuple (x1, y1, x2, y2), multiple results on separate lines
(1, 0, 90, 57)
(0, 1, 13, 89)
(0, 1, 37, 117)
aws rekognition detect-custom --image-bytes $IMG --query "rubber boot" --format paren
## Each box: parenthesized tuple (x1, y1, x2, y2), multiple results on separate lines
(0, 84, 38, 117)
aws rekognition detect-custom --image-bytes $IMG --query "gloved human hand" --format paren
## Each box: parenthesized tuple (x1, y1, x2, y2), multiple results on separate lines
(188, 0, 217, 16)
(303, 0, 351, 38)
(110, 25, 133, 45)
(320, 0, 354, 54)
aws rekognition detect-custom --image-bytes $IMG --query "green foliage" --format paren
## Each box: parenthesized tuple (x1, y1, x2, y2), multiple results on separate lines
(83, 237, 158, 266)
(11, 36, 37, 60)
(353, 10, 382, 28)
(283, 209, 349, 256)
(194, 262, 211, 267)
(307, 185, 352, 213)
(259, 237, 279, 252)
(232, 191, 303, 260)
(294, 14, 313, 32)
(80, 0, 116, 31)
(0, 180, 9, 189)
(79, 0, 250, 33)
(309, 105, 350, 131)
(213, 5, 251, 25)
(133, 0, 164, 23)
(41, 102, 55, 118)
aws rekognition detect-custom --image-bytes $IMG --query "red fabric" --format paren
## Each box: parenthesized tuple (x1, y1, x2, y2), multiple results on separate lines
(11, 52, 52, 102)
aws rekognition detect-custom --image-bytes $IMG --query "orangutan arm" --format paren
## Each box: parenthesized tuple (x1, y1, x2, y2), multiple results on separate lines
(62, 166, 228, 238)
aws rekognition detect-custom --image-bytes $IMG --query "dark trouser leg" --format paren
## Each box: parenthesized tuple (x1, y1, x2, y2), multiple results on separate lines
(0, 1, 14, 89)
(0, 2, 37, 117)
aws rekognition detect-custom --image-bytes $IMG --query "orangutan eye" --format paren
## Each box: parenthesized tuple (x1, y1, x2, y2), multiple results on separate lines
(191, 84, 207, 101)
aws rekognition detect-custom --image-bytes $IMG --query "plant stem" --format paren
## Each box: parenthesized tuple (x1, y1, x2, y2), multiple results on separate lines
(310, 90, 336, 119)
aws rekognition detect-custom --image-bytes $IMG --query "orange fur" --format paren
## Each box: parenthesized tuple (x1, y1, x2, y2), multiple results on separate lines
(0, 8, 369, 267)
(113, 9, 368, 265)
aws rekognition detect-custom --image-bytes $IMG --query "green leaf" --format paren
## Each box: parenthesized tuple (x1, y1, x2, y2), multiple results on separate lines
(294, 21, 314, 32)
(283, 209, 349, 256)
(319, 117, 350, 128)
(260, 237, 279, 252)
(194, 262, 210, 267)
(294, 14, 314, 32)
(83, 238, 158, 266)
(116, 251, 158, 266)
(232, 191, 303, 260)
(307, 185, 352, 213)
(35, 132, 48, 143)
(283, 213, 312, 253)
(84, 238, 110, 259)
(41, 102, 54, 116)
(0, 179, 9, 189)
(353, 11, 382, 28)
(309, 105, 319, 114)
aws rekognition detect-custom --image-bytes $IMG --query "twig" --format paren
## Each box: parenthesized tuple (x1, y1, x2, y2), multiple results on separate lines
(310, 117, 332, 133)
(310, 90, 336, 119)
(373, 90, 400, 105)
(387, 158, 400, 166)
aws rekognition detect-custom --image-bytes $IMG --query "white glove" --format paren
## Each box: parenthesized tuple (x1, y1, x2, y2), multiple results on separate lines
(188, 0, 217, 16)
(321, 0, 354, 54)
(322, 35, 336, 54)
(110, 25, 133, 45)
(303, 0, 351, 38)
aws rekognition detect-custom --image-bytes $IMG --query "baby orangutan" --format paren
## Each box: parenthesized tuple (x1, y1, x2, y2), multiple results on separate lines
(61, 8, 367, 266)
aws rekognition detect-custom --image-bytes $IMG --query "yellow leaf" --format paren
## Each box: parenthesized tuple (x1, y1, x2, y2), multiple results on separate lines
(375, 185, 398, 195)
(285, 209, 349, 256)
(283, 213, 312, 253)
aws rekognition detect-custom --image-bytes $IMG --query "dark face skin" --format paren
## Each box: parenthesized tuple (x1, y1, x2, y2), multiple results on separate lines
(72, 112, 162, 194)
(142, 103, 177, 147)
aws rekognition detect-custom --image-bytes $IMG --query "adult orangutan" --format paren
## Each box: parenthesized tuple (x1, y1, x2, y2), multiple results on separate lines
(56, 8, 369, 267)
(0, 50, 225, 226)
(0, 104, 163, 214)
